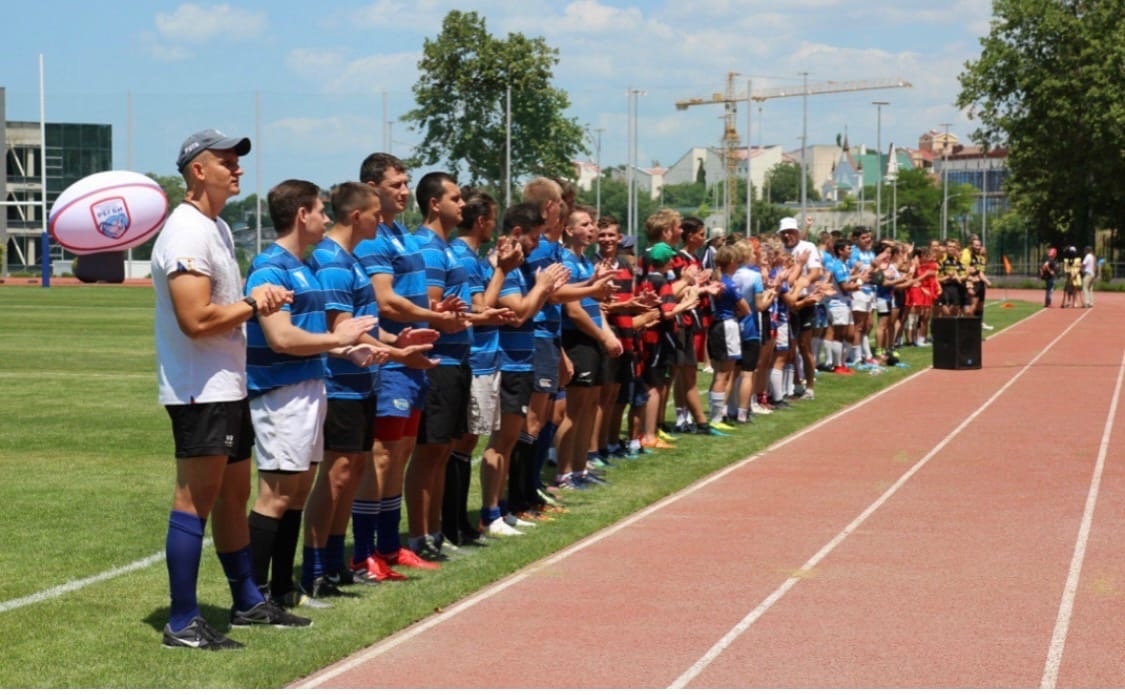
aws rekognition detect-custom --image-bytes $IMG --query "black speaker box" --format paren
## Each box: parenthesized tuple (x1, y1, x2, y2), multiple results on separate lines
(931, 317, 982, 370)
(73, 251, 125, 284)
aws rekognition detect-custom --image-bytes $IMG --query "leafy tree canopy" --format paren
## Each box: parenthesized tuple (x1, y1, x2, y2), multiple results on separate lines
(402, 10, 588, 189)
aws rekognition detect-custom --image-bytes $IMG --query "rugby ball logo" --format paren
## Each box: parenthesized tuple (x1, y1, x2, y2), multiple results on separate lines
(92, 197, 131, 239)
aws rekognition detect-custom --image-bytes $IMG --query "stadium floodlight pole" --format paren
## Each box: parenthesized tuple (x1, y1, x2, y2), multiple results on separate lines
(799, 72, 808, 225)
(255, 90, 262, 255)
(745, 77, 752, 237)
(873, 101, 888, 240)
(39, 54, 49, 289)
(940, 122, 951, 240)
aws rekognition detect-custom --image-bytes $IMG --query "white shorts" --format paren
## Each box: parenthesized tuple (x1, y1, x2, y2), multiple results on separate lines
(851, 288, 875, 313)
(468, 371, 501, 436)
(828, 303, 853, 326)
(250, 379, 326, 472)
(875, 295, 895, 314)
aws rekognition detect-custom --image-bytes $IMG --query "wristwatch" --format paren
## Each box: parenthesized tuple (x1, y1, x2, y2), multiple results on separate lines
(242, 296, 258, 317)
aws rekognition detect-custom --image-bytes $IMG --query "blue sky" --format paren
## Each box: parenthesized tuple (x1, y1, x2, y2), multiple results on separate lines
(2, 0, 993, 198)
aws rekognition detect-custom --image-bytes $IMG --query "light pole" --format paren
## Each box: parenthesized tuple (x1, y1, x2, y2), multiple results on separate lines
(940, 122, 951, 240)
(873, 101, 888, 240)
(594, 127, 604, 219)
(627, 88, 646, 239)
(799, 71, 809, 224)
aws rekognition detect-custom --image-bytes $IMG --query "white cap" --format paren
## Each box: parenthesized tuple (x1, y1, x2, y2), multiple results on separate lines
(778, 217, 799, 233)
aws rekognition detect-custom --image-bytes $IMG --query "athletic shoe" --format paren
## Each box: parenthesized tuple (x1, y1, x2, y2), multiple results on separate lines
(272, 589, 332, 610)
(914, 338, 928, 347)
(833, 365, 854, 375)
(537, 487, 566, 507)
(767, 398, 792, 410)
(352, 555, 408, 582)
(162, 616, 243, 650)
(641, 436, 675, 449)
(982, 323, 995, 330)
(710, 420, 737, 433)
(412, 537, 451, 563)
(482, 516, 523, 537)
(816, 363, 834, 373)
(230, 601, 311, 629)
(800, 389, 815, 401)
(656, 428, 679, 443)
(505, 512, 537, 528)
(378, 547, 440, 571)
(750, 401, 773, 416)
(575, 473, 608, 487)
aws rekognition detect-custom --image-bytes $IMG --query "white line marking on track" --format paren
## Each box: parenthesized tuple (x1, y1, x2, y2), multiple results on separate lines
(668, 309, 1089, 688)
(0, 539, 212, 614)
(1040, 349, 1125, 688)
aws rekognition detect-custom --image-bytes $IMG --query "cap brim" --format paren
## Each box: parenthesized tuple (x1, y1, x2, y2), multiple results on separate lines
(213, 136, 252, 156)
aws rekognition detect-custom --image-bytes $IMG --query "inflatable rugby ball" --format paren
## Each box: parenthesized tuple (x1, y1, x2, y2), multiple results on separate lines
(48, 170, 168, 254)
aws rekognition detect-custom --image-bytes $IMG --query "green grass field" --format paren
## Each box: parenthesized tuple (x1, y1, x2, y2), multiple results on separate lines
(0, 285, 1039, 687)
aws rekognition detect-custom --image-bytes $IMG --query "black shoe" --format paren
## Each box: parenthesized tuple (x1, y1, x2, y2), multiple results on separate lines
(414, 537, 451, 563)
(163, 616, 244, 650)
(230, 600, 312, 629)
(768, 398, 793, 410)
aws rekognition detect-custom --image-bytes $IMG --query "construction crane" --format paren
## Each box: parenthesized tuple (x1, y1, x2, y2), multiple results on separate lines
(675, 74, 912, 233)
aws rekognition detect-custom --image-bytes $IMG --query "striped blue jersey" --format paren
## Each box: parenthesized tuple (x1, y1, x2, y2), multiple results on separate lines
(525, 237, 563, 339)
(559, 247, 602, 332)
(497, 265, 534, 372)
(416, 226, 472, 366)
(306, 236, 380, 400)
(244, 243, 327, 397)
(450, 237, 499, 376)
(354, 220, 428, 371)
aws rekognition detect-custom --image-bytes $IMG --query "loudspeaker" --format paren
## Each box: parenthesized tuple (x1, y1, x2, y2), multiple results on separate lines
(73, 251, 125, 284)
(931, 317, 982, 370)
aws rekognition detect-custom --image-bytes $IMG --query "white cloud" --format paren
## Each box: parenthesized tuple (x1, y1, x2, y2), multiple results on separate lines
(154, 3, 267, 44)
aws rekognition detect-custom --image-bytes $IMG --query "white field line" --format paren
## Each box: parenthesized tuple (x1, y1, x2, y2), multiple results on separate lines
(0, 539, 212, 614)
(1040, 349, 1125, 688)
(668, 309, 1089, 688)
(294, 307, 1049, 688)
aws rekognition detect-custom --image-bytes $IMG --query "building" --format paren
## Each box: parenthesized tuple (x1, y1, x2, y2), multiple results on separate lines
(2, 87, 113, 275)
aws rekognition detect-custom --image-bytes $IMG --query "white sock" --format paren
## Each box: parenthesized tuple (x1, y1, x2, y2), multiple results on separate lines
(862, 335, 872, 360)
(770, 368, 784, 400)
(709, 391, 726, 423)
(811, 337, 823, 365)
(783, 365, 795, 396)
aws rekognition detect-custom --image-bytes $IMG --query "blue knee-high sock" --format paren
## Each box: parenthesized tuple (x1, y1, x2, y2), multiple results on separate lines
(351, 499, 378, 565)
(217, 545, 264, 612)
(375, 495, 402, 555)
(166, 510, 205, 632)
(325, 534, 346, 576)
(301, 545, 323, 589)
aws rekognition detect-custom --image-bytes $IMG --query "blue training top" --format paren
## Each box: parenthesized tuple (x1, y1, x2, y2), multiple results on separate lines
(354, 220, 429, 371)
(306, 236, 380, 400)
(450, 237, 500, 376)
(416, 226, 472, 366)
(244, 243, 327, 398)
(525, 237, 563, 339)
(559, 247, 602, 333)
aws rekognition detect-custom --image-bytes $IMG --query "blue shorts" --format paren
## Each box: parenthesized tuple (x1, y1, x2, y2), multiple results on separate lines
(532, 336, 561, 393)
(375, 368, 429, 419)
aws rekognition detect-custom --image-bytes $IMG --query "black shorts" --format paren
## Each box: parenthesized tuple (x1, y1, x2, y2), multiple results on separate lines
(794, 305, 817, 332)
(970, 281, 986, 303)
(531, 336, 561, 393)
(323, 396, 376, 453)
(165, 398, 253, 461)
(939, 282, 964, 307)
(739, 340, 761, 371)
(642, 339, 675, 387)
(418, 363, 471, 445)
(562, 331, 607, 387)
(674, 326, 698, 366)
(499, 370, 533, 417)
(610, 352, 635, 385)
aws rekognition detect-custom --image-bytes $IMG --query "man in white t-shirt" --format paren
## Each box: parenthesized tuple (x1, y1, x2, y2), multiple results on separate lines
(152, 129, 301, 650)
(1081, 245, 1097, 308)
(778, 216, 823, 400)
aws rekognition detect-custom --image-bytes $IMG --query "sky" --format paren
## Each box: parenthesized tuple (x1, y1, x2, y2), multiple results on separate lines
(2, 0, 994, 199)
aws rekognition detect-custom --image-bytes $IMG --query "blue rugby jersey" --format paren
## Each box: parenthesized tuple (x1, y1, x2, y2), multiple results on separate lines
(525, 237, 563, 339)
(450, 237, 499, 376)
(497, 266, 534, 372)
(354, 220, 429, 371)
(710, 274, 740, 322)
(306, 236, 379, 400)
(849, 246, 877, 292)
(733, 265, 764, 342)
(244, 243, 327, 398)
(559, 246, 602, 333)
(416, 226, 472, 366)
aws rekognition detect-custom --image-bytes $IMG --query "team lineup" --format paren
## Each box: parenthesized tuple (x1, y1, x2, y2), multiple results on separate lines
(152, 128, 997, 651)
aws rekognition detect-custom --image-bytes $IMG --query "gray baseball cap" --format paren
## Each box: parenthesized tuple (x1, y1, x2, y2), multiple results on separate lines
(176, 129, 251, 170)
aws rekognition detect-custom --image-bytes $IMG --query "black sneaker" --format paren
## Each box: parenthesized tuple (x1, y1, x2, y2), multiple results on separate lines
(767, 398, 793, 410)
(162, 616, 244, 650)
(230, 600, 312, 629)
(271, 589, 332, 610)
(414, 538, 451, 563)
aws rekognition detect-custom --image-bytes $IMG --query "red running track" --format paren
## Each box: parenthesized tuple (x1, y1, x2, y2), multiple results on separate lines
(292, 290, 1125, 688)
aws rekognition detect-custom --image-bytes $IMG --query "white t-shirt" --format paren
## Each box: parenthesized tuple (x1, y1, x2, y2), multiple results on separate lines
(1082, 252, 1096, 276)
(785, 239, 823, 297)
(151, 203, 247, 405)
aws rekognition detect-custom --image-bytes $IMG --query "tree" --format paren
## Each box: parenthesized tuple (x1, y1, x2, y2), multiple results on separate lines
(402, 10, 587, 189)
(575, 175, 657, 236)
(764, 162, 820, 204)
(957, 0, 1125, 250)
(886, 168, 976, 244)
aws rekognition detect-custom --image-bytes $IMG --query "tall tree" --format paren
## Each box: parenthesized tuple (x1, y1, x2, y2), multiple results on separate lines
(957, 0, 1125, 249)
(764, 162, 820, 204)
(402, 10, 587, 189)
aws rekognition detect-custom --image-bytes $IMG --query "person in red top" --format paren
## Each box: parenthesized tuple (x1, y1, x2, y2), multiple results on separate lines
(904, 242, 939, 347)
(672, 217, 713, 434)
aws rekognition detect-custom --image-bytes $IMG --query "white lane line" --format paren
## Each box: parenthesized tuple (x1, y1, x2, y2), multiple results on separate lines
(0, 539, 212, 614)
(669, 310, 1089, 688)
(1040, 349, 1125, 688)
